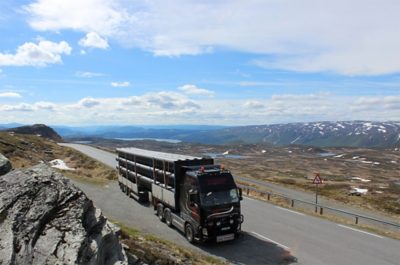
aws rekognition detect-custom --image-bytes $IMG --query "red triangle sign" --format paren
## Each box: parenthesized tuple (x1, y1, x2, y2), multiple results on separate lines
(313, 174, 323, 184)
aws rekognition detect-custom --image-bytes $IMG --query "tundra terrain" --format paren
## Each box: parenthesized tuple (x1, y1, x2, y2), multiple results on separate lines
(84, 137, 400, 218)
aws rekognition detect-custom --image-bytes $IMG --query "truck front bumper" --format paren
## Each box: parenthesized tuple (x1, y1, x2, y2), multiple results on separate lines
(200, 214, 244, 242)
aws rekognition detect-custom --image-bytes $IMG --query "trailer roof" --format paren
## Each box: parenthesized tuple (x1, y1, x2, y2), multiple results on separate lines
(116, 147, 203, 162)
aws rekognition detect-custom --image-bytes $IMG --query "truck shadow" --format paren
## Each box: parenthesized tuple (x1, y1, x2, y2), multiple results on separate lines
(199, 232, 298, 265)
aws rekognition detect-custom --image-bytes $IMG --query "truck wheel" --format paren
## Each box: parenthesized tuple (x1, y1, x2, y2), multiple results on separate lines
(185, 223, 194, 243)
(157, 204, 165, 222)
(164, 208, 172, 227)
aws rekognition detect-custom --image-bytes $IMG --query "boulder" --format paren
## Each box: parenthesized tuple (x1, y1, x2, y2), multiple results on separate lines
(0, 153, 11, 176)
(0, 164, 138, 265)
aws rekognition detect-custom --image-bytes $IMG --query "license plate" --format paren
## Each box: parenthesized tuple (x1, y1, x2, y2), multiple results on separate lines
(221, 226, 230, 231)
(216, 233, 235, 242)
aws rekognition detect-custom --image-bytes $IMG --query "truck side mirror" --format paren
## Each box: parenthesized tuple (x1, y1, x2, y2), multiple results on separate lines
(238, 188, 243, 201)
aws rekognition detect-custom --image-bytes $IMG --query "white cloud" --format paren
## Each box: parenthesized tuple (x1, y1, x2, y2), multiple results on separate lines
(0, 92, 21, 98)
(0, 40, 71, 67)
(1, 93, 399, 124)
(243, 100, 264, 109)
(0, 103, 34, 112)
(24, 0, 400, 75)
(111, 81, 130, 87)
(71, 91, 199, 111)
(352, 96, 400, 111)
(142, 91, 200, 109)
(178, 84, 214, 97)
(25, 0, 128, 36)
(79, 32, 109, 49)
(34, 101, 56, 110)
(78, 97, 101, 108)
(271, 93, 331, 101)
(76, 71, 104, 78)
(0, 101, 56, 111)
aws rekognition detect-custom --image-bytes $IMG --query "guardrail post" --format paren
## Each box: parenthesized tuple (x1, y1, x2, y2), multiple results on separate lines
(291, 199, 294, 207)
(246, 188, 249, 196)
(267, 193, 270, 200)
(320, 207, 323, 215)
(315, 206, 318, 213)
(355, 216, 359, 224)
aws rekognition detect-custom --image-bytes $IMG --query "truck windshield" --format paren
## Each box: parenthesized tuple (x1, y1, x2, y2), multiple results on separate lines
(200, 188, 239, 206)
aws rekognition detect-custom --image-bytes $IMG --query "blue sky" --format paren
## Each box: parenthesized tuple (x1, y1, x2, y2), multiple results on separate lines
(0, 0, 399, 125)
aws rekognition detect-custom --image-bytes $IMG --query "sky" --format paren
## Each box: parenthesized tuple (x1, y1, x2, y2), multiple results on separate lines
(0, 0, 399, 126)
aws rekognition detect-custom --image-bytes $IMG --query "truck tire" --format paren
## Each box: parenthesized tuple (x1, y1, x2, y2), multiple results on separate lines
(157, 204, 165, 222)
(185, 223, 194, 243)
(164, 208, 172, 227)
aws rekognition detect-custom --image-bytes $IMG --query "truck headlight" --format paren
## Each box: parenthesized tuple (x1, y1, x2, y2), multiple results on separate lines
(216, 221, 221, 226)
(229, 219, 234, 224)
(202, 228, 208, 236)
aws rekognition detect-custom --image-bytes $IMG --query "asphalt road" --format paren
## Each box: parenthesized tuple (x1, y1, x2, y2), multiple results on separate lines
(61, 143, 400, 265)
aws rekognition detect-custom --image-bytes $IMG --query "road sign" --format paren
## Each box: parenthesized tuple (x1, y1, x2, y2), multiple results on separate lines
(312, 173, 323, 212)
(313, 173, 323, 184)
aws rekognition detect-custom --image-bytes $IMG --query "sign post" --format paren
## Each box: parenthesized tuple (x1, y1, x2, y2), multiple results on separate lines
(312, 173, 323, 212)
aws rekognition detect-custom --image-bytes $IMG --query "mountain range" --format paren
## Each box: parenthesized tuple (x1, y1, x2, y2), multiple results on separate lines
(184, 121, 400, 148)
(1, 121, 399, 148)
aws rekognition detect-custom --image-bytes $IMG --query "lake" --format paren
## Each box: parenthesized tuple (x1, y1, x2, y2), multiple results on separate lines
(203, 152, 246, 159)
(318, 152, 336, 157)
(114, 138, 181, 143)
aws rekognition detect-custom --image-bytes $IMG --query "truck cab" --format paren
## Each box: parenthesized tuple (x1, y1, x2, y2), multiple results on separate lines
(180, 166, 243, 242)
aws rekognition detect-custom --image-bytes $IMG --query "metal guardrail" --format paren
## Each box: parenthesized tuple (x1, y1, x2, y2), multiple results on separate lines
(238, 184, 400, 230)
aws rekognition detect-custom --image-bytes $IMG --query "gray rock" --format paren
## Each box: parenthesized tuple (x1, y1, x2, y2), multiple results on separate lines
(0, 164, 138, 265)
(0, 153, 11, 176)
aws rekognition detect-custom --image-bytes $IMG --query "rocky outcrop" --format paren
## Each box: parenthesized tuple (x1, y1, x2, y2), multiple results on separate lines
(0, 164, 137, 265)
(0, 153, 11, 176)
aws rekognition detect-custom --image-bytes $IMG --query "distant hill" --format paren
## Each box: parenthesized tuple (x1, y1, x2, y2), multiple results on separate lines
(7, 124, 62, 141)
(0, 123, 24, 129)
(182, 121, 400, 148)
(52, 125, 225, 139)
(53, 121, 400, 148)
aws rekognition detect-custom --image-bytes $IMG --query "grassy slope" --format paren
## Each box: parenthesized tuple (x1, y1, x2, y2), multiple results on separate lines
(0, 132, 117, 183)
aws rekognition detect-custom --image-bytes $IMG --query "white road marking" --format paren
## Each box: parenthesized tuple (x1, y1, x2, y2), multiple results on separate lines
(337, 224, 383, 239)
(275, 206, 305, 216)
(250, 231, 290, 250)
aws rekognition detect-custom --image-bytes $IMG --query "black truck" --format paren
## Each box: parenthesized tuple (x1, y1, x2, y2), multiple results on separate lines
(116, 147, 244, 243)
